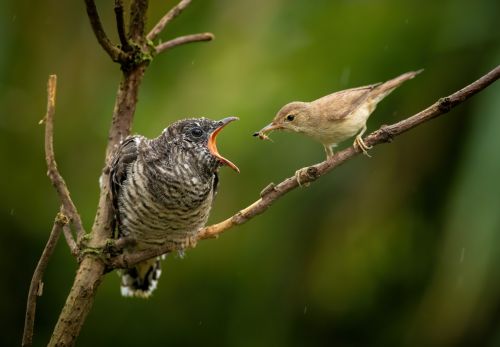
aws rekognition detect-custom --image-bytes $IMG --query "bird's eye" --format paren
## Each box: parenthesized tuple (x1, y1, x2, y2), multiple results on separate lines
(286, 114, 295, 121)
(190, 127, 203, 137)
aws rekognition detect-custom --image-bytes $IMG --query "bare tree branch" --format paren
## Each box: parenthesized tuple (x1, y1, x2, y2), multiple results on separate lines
(22, 211, 69, 347)
(62, 223, 79, 257)
(109, 64, 500, 269)
(40, 75, 85, 242)
(155, 32, 214, 54)
(114, 0, 131, 51)
(128, 0, 149, 42)
(84, 0, 126, 62)
(147, 0, 192, 41)
(48, 257, 106, 347)
(45, 2, 215, 345)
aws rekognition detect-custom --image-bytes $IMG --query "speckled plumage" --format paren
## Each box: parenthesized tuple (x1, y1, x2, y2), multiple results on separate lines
(110, 117, 236, 298)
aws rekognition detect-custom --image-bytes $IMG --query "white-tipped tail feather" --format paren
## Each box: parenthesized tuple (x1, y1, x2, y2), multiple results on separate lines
(119, 257, 162, 298)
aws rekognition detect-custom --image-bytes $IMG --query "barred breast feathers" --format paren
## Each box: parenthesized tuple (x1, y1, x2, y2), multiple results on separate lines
(110, 134, 218, 245)
(109, 117, 235, 298)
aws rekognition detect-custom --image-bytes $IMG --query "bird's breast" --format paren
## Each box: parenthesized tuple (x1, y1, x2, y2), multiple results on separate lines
(309, 105, 372, 146)
(118, 160, 215, 247)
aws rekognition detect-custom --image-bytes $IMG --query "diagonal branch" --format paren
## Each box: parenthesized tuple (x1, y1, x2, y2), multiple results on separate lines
(109, 64, 500, 269)
(40, 75, 85, 242)
(84, 0, 126, 62)
(147, 0, 192, 41)
(114, 0, 131, 51)
(22, 211, 69, 347)
(155, 32, 214, 54)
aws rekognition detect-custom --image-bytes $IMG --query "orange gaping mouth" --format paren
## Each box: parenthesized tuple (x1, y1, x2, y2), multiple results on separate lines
(208, 117, 240, 173)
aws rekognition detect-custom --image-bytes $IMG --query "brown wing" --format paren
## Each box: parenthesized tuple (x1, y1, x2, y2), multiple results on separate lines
(109, 136, 141, 237)
(312, 83, 381, 121)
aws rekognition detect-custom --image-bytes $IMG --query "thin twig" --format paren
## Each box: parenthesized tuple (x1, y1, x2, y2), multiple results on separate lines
(41, 75, 85, 242)
(22, 211, 69, 347)
(155, 33, 215, 54)
(147, 0, 192, 41)
(128, 0, 149, 42)
(84, 0, 125, 62)
(62, 223, 79, 257)
(114, 0, 131, 51)
(109, 64, 500, 269)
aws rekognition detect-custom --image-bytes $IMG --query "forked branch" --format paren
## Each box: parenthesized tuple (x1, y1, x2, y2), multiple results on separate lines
(40, 75, 85, 242)
(32, 2, 216, 346)
(84, 0, 126, 62)
(109, 64, 500, 269)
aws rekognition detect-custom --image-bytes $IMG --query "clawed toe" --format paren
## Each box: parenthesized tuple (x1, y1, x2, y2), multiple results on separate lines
(295, 168, 310, 187)
(180, 235, 198, 250)
(354, 136, 372, 157)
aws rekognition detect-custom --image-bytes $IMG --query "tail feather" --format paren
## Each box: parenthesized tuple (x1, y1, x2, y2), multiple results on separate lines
(372, 69, 423, 103)
(120, 257, 162, 298)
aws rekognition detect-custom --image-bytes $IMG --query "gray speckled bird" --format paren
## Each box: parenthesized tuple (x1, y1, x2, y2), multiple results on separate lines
(110, 117, 239, 298)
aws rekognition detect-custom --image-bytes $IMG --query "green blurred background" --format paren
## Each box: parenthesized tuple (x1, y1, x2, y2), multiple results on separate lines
(1, 0, 500, 346)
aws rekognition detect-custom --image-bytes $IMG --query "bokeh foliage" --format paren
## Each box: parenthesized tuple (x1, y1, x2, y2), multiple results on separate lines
(1, 0, 499, 346)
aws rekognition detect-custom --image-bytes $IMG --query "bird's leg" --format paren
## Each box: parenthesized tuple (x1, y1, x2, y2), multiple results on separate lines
(324, 145, 334, 160)
(354, 125, 372, 157)
(186, 235, 198, 249)
(176, 235, 198, 258)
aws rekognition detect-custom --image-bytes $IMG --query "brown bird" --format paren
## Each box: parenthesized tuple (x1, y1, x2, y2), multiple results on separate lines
(254, 70, 422, 158)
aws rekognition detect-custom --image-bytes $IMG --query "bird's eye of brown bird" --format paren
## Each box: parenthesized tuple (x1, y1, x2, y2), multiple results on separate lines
(190, 127, 204, 138)
(286, 114, 295, 121)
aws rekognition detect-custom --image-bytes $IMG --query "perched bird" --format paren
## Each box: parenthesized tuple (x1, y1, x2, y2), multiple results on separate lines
(254, 70, 422, 158)
(110, 117, 239, 298)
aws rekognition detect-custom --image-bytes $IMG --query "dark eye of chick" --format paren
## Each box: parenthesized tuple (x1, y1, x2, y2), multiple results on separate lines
(286, 114, 295, 121)
(190, 127, 204, 138)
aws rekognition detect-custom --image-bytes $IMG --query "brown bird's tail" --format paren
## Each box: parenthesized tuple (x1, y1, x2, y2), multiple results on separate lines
(119, 257, 162, 298)
(371, 69, 423, 104)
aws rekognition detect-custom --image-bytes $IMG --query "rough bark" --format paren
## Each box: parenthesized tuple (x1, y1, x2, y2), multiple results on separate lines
(48, 257, 106, 346)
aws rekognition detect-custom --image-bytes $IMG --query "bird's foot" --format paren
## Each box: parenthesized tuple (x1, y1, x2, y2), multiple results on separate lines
(180, 235, 198, 250)
(295, 167, 319, 187)
(354, 135, 372, 157)
(295, 168, 310, 187)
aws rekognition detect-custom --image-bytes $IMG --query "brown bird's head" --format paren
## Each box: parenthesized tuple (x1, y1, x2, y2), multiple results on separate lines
(254, 101, 313, 140)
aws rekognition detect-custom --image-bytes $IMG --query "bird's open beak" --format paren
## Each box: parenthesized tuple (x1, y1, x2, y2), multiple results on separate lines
(208, 117, 240, 173)
(252, 122, 281, 140)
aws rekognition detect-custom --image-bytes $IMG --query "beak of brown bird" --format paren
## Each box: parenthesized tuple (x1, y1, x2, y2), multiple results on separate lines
(252, 122, 281, 141)
(208, 117, 240, 173)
